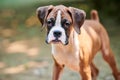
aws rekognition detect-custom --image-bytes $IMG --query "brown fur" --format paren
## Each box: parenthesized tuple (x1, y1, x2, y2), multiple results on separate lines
(52, 10, 120, 80)
(37, 5, 120, 80)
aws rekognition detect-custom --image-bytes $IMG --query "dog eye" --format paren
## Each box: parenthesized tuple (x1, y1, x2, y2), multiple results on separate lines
(47, 18, 55, 26)
(62, 19, 71, 28)
(47, 19, 52, 24)
(65, 21, 71, 26)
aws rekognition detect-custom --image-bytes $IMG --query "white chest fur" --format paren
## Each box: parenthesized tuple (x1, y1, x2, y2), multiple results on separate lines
(51, 31, 80, 71)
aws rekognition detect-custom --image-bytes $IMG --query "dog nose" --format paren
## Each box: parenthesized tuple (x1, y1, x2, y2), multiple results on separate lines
(53, 31, 62, 38)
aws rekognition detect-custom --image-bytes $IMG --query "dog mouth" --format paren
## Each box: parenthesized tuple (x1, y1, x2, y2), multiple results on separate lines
(46, 38, 68, 45)
(51, 38, 62, 44)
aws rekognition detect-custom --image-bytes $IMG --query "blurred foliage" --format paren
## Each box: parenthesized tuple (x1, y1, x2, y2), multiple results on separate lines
(90, 0, 120, 22)
(0, 0, 119, 38)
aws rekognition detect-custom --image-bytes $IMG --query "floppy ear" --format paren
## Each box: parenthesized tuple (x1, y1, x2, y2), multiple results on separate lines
(36, 5, 54, 27)
(68, 7, 86, 34)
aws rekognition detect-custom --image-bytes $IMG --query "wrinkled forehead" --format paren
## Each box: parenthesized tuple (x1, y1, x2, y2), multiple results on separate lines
(47, 6, 72, 21)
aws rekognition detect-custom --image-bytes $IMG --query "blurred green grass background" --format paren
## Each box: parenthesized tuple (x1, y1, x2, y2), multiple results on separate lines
(0, 0, 120, 80)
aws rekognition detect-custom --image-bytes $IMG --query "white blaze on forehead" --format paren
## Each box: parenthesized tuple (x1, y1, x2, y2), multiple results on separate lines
(55, 10, 61, 26)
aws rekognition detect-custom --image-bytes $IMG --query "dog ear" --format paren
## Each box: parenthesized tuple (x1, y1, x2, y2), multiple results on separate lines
(36, 5, 54, 27)
(68, 7, 86, 34)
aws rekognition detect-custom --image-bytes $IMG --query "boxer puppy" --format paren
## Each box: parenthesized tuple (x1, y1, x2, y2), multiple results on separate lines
(36, 5, 120, 80)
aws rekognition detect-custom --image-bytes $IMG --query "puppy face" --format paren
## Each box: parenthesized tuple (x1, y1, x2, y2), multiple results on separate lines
(37, 5, 86, 45)
(46, 9, 72, 45)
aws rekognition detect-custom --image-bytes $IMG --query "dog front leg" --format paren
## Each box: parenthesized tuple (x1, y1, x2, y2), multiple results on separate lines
(79, 65, 92, 80)
(52, 61, 64, 80)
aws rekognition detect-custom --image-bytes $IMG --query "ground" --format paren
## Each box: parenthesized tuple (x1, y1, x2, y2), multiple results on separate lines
(0, 22, 120, 80)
